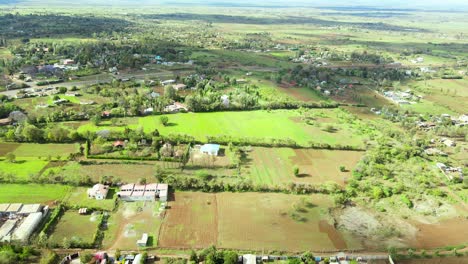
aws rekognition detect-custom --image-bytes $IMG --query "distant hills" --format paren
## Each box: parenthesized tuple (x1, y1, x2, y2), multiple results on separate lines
(0, 0, 467, 11)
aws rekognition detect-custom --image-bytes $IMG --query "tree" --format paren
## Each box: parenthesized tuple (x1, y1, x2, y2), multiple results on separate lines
(160, 116, 169, 126)
(164, 85, 176, 99)
(5, 152, 16, 163)
(91, 114, 101, 126)
(138, 177, 147, 185)
(58, 87, 67, 94)
(339, 165, 346, 172)
(189, 250, 198, 262)
(62, 237, 71, 249)
(80, 253, 94, 264)
(293, 166, 299, 177)
(115, 249, 121, 261)
(223, 251, 238, 264)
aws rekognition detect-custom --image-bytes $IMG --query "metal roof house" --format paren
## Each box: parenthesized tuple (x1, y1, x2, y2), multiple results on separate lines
(200, 144, 220, 156)
(87, 184, 109, 200)
(137, 233, 148, 247)
(117, 183, 168, 202)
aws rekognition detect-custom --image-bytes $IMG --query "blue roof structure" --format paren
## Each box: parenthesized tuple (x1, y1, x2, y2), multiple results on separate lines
(200, 144, 220, 154)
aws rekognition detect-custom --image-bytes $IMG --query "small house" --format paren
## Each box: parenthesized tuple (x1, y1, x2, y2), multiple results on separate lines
(443, 139, 456, 147)
(162, 80, 176, 86)
(137, 233, 148, 247)
(63, 59, 75, 65)
(113, 140, 125, 148)
(65, 91, 80, 97)
(0, 118, 12, 126)
(200, 144, 220, 156)
(173, 84, 187, 91)
(102, 111, 111, 118)
(87, 184, 109, 200)
(243, 254, 257, 264)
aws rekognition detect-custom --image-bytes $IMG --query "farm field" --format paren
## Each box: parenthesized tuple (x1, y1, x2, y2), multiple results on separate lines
(158, 192, 217, 248)
(10, 143, 78, 157)
(104, 202, 163, 250)
(49, 210, 100, 246)
(411, 78, 468, 114)
(158, 192, 360, 251)
(0, 184, 71, 204)
(244, 148, 365, 186)
(0, 157, 49, 180)
(78, 109, 371, 147)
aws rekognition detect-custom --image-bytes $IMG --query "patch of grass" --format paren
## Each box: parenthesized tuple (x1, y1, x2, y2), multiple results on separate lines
(64, 187, 116, 211)
(0, 157, 49, 180)
(0, 184, 71, 203)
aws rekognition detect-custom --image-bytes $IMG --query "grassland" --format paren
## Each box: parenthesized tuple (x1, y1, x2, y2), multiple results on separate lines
(49, 211, 100, 245)
(244, 148, 364, 186)
(408, 78, 468, 115)
(78, 109, 371, 147)
(63, 187, 116, 211)
(0, 157, 49, 180)
(104, 202, 163, 250)
(0, 184, 71, 203)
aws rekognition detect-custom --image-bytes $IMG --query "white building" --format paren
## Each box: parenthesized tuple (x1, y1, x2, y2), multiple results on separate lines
(87, 184, 109, 200)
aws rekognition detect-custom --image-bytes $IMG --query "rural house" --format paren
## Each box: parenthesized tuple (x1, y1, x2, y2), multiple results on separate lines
(87, 184, 109, 200)
(173, 84, 187, 91)
(0, 118, 12, 126)
(162, 79, 175, 86)
(200, 144, 220, 156)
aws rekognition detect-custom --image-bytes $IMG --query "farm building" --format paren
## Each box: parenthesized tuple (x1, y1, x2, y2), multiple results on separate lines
(18, 204, 42, 215)
(0, 220, 18, 242)
(87, 184, 109, 200)
(165, 102, 188, 112)
(5, 203, 23, 215)
(162, 79, 175, 85)
(11, 212, 43, 243)
(137, 233, 148, 247)
(117, 183, 168, 202)
(0, 204, 11, 215)
(200, 144, 220, 156)
(243, 254, 257, 264)
(173, 84, 187, 91)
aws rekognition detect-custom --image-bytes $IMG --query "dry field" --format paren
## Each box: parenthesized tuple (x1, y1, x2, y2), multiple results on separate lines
(104, 202, 162, 250)
(158, 192, 351, 251)
(158, 192, 218, 248)
(244, 147, 364, 186)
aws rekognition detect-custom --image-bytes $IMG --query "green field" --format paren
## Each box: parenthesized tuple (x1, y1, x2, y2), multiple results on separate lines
(11, 143, 78, 157)
(78, 109, 371, 147)
(0, 157, 49, 180)
(0, 184, 71, 203)
(49, 210, 100, 246)
(63, 187, 116, 211)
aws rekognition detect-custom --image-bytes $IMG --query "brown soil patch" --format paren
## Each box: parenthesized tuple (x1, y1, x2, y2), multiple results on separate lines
(290, 149, 364, 186)
(39, 161, 66, 175)
(0, 143, 20, 156)
(319, 220, 347, 249)
(412, 218, 468, 249)
(158, 192, 217, 248)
